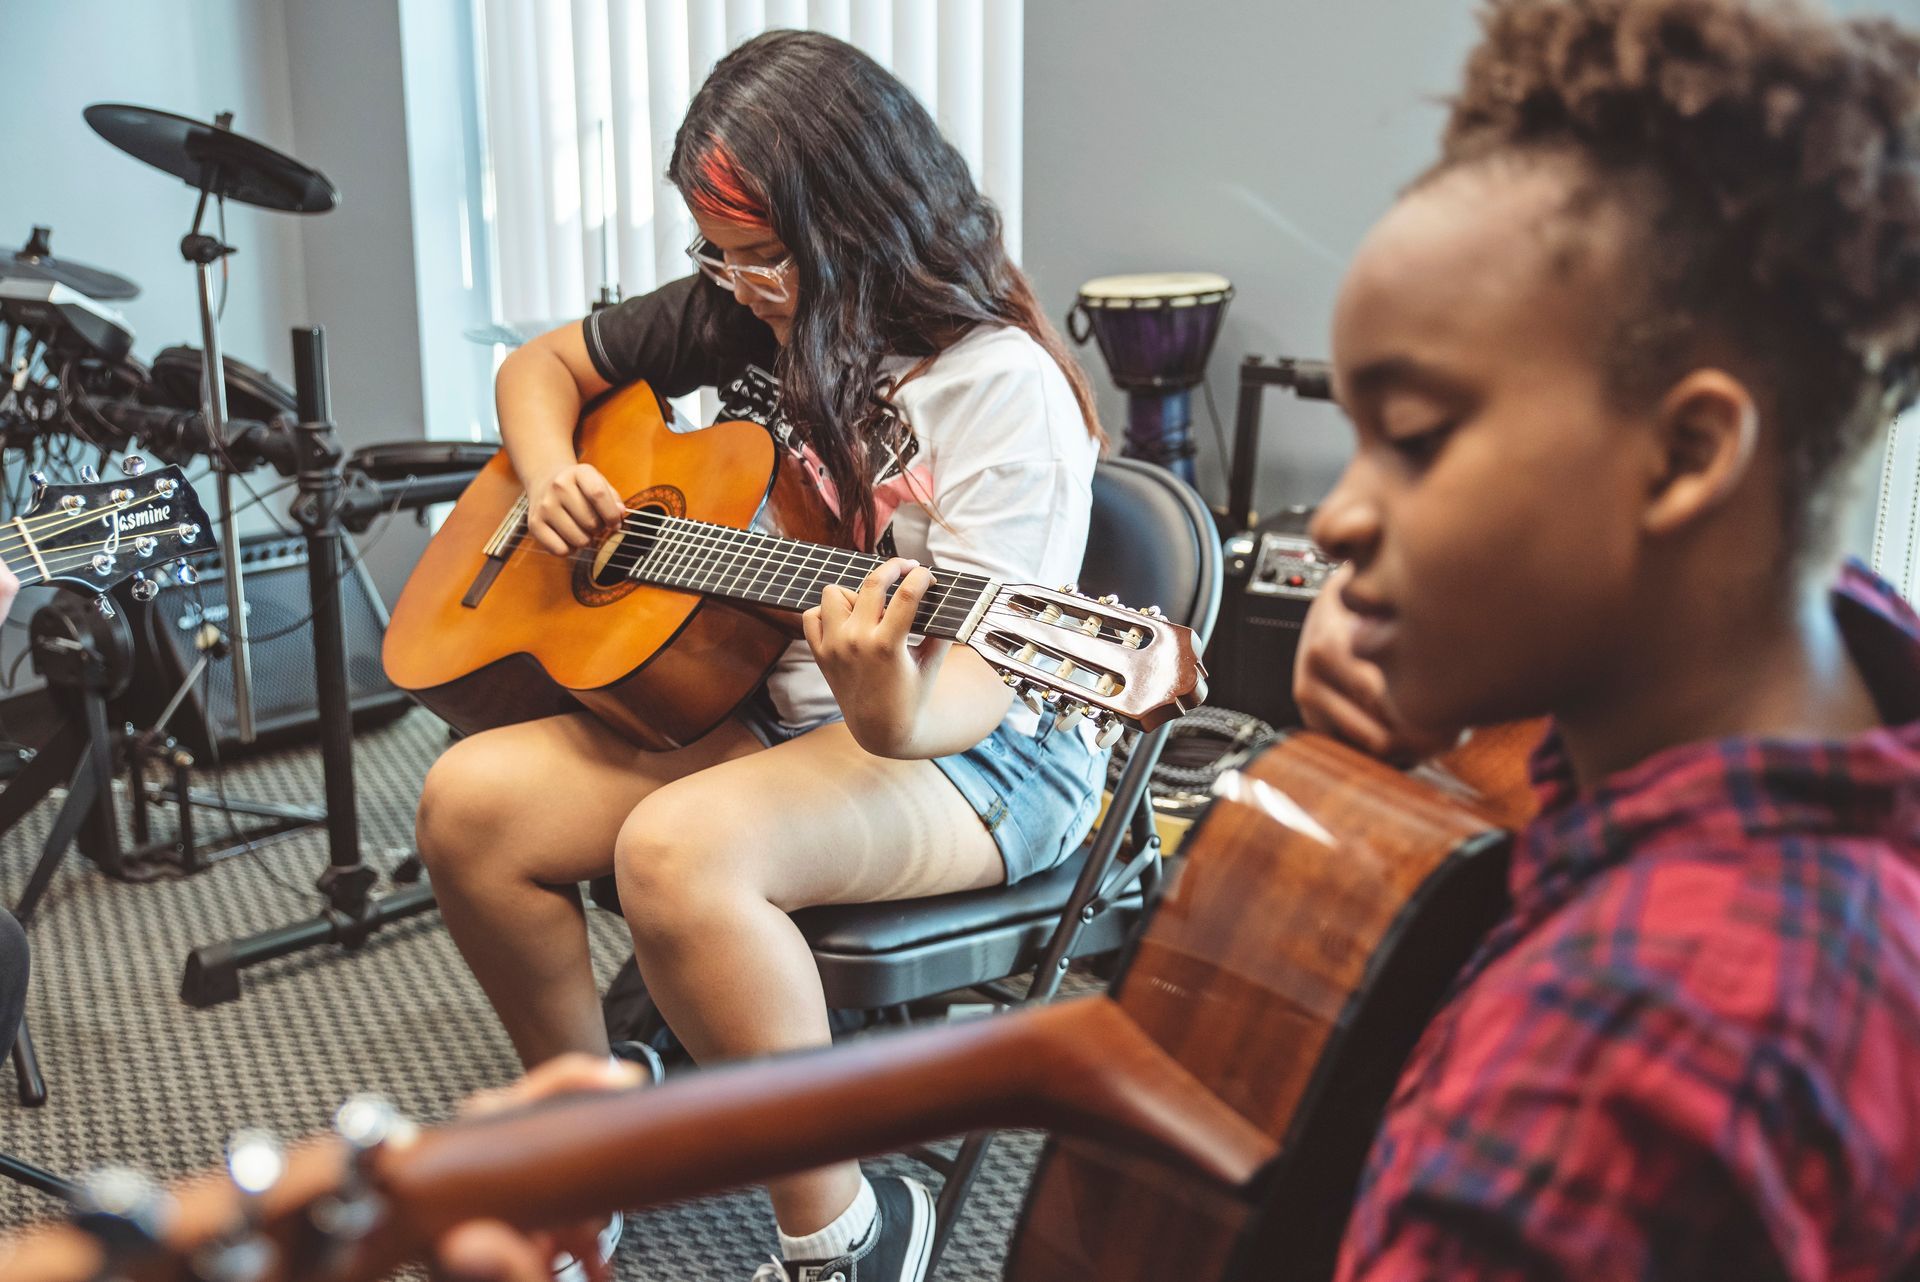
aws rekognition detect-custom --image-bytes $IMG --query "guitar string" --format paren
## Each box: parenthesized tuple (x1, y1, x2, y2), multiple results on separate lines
(504, 508, 993, 633)
(604, 511, 986, 627)
(0, 488, 182, 559)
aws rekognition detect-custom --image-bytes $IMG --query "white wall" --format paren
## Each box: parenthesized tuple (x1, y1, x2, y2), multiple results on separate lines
(1024, 0, 1915, 566)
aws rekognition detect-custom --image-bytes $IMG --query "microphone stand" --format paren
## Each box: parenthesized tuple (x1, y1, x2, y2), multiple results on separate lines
(178, 327, 437, 1007)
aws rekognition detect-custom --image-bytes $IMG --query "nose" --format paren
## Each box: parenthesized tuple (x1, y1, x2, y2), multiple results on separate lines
(1309, 460, 1382, 567)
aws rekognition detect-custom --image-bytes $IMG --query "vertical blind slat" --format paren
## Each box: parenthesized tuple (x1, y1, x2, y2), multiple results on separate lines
(479, 2, 1020, 335)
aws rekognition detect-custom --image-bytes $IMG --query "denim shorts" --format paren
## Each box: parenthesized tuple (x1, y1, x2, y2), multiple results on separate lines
(735, 689, 1109, 885)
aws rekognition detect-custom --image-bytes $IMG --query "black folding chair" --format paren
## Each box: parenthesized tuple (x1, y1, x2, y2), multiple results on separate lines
(592, 457, 1222, 1273)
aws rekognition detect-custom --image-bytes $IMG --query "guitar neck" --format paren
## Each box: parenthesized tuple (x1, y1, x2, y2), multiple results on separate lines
(622, 511, 997, 642)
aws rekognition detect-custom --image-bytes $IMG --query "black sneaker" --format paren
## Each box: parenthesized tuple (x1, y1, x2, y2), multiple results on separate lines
(750, 1176, 936, 1282)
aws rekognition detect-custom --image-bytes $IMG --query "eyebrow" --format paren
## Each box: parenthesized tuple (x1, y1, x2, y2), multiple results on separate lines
(1339, 355, 1476, 407)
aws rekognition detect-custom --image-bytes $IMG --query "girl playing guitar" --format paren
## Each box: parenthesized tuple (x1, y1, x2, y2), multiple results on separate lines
(415, 30, 1106, 1282)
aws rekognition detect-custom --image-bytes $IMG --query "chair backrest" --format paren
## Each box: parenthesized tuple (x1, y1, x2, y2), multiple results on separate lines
(1075, 458, 1223, 645)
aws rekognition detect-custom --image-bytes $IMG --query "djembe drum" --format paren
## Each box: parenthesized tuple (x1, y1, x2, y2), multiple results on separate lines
(1068, 271, 1234, 484)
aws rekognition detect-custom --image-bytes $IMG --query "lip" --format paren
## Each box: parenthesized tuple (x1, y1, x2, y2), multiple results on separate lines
(1341, 587, 1398, 662)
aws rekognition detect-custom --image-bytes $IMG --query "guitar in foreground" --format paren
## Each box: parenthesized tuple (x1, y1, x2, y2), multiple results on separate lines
(2, 463, 217, 605)
(382, 381, 1207, 749)
(1, 720, 1539, 1282)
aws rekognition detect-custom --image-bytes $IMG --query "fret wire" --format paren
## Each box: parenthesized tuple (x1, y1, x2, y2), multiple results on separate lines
(612, 512, 992, 632)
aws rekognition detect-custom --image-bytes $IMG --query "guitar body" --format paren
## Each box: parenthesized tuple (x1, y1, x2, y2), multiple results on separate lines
(1006, 721, 1539, 1282)
(383, 383, 836, 748)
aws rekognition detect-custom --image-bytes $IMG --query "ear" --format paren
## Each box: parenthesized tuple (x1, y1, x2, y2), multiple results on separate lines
(1641, 369, 1760, 537)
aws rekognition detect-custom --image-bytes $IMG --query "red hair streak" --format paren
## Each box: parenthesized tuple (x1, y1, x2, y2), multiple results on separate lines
(690, 142, 771, 228)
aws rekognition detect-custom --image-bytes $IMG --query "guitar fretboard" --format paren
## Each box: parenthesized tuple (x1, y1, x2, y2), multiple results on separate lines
(613, 510, 995, 641)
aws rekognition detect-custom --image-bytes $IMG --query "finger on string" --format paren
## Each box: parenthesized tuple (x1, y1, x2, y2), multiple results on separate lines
(585, 470, 625, 527)
(879, 564, 932, 645)
(856, 558, 912, 627)
(556, 487, 604, 536)
(816, 581, 857, 623)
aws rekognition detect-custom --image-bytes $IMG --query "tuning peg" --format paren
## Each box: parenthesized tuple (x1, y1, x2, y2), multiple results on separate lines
(1020, 686, 1049, 716)
(94, 594, 116, 619)
(1139, 605, 1165, 619)
(27, 470, 47, 503)
(1001, 671, 1021, 689)
(79, 463, 99, 484)
(91, 553, 116, 578)
(60, 493, 87, 513)
(154, 476, 178, 499)
(174, 561, 200, 587)
(1059, 582, 1080, 595)
(134, 536, 156, 557)
(110, 486, 134, 505)
(178, 522, 203, 544)
(226, 1129, 286, 1197)
(1095, 717, 1127, 749)
(1097, 594, 1119, 606)
(335, 1093, 417, 1153)
(120, 455, 148, 477)
(131, 573, 158, 603)
(1054, 701, 1088, 732)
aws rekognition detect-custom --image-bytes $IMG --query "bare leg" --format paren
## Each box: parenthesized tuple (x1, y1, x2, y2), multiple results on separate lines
(416, 711, 764, 1068)
(614, 721, 1005, 1236)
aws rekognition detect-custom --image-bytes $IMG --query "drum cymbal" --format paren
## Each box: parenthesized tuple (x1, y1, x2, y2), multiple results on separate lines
(84, 103, 338, 214)
(4, 226, 140, 301)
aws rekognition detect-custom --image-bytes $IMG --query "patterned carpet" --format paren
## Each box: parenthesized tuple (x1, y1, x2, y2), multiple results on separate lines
(0, 708, 1052, 1279)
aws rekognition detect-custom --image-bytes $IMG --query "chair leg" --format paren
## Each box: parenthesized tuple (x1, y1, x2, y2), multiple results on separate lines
(13, 1018, 46, 1107)
(926, 1130, 996, 1279)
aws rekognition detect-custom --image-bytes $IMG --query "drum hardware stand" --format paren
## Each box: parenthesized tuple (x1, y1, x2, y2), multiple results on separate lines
(0, 588, 326, 1104)
(180, 328, 438, 1009)
(179, 123, 259, 749)
(1223, 354, 1333, 539)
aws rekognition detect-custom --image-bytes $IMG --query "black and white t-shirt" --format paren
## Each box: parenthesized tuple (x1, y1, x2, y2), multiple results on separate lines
(585, 275, 1097, 734)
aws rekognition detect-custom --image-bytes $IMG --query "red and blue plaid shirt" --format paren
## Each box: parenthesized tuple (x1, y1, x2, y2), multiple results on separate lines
(1337, 562, 1920, 1282)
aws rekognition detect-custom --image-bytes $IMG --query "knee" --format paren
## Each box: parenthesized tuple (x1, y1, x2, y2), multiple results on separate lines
(415, 732, 523, 880)
(613, 790, 755, 936)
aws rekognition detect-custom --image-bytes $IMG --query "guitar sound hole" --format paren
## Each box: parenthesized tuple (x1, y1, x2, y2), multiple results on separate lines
(589, 503, 668, 588)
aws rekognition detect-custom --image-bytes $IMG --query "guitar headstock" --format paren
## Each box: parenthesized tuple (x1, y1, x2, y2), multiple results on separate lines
(965, 583, 1208, 746)
(9, 462, 218, 606)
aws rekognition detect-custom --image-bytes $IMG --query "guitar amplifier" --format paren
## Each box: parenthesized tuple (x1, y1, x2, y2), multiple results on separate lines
(116, 533, 411, 759)
(1204, 508, 1338, 728)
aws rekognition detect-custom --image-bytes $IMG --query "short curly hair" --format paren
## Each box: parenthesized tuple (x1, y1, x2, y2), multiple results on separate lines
(1433, 0, 1920, 546)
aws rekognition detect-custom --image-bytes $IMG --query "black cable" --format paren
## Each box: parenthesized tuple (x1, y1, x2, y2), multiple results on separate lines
(1200, 377, 1233, 508)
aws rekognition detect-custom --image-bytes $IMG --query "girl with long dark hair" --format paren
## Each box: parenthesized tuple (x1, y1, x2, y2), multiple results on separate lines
(415, 30, 1106, 1282)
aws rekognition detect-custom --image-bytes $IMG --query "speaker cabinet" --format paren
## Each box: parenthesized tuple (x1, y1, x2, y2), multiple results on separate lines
(118, 534, 411, 758)
(1206, 510, 1336, 729)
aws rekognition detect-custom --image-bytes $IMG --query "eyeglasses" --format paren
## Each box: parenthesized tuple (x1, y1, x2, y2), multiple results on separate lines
(685, 235, 794, 304)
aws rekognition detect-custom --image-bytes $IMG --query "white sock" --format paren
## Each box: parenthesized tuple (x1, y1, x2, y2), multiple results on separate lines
(779, 1176, 877, 1262)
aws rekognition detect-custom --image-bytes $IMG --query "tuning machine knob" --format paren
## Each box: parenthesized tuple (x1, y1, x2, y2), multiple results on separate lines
(1094, 717, 1127, 749)
(154, 476, 178, 499)
(311, 1095, 416, 1246)
(131, 572, 158, 602)
(174, 561, 200, 587)
(79, 464, 100, 484)
(120, 455, 148, 477)
(1019, 685, 1050, 717)
(1053, 701, 1089, 732)
(1059, 582, 1080, 596)
(27, 470, 48, 503)
(1097, 594, 1119, 606)
(1139, 605, 1164, 619)
(94, 595, 117, 619)
(60, 494, 87, 513)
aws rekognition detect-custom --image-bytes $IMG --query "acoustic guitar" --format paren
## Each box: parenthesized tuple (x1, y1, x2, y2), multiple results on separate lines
(381, 381, 1206, 749)
(1, 721, 1540, 1282)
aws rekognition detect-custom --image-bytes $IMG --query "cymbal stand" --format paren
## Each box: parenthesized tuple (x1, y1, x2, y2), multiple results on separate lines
(179, 327, 437, 1007)
(181, 113, 256, 745)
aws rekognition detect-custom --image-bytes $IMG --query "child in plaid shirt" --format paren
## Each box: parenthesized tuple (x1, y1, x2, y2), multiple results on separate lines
(1293, 0, 1920, 1278)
